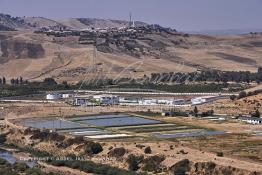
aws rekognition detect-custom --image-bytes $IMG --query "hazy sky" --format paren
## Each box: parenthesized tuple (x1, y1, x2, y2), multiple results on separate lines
(0, 0, 262, 31)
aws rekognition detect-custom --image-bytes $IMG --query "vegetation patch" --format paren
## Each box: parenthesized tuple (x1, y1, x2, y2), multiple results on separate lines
(49, 159, 142, 175)
(84, 142, 103, 155)
(108, 147, 126, 158)
(142, 155, 166, 173)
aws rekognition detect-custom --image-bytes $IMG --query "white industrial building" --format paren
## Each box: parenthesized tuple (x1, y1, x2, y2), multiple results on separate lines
(138, 99, 158, 105)
(119, 97, 139, 104)
(120, 97, 187, 106)
(191, 96, 222, 105)
(191, 97, 207, 105)
(93, 95, 119, 105)
(157, 99, 174, 105)
(46, 93, 62, 100)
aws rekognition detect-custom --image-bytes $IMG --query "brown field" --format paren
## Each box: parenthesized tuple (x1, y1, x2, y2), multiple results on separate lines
(1, 31, 262, 83)
(199, 93, 262, 115)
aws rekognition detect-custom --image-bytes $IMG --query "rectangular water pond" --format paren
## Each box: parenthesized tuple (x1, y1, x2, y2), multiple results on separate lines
(58, 128, 111, 136)
(68, 114, 131, 121)
(57, 127, 102, 133)
(155, 131, 225, 139)
(70, 130, 111, 136)
(21, 118, 88, 129)
(78, 115, 162, 127)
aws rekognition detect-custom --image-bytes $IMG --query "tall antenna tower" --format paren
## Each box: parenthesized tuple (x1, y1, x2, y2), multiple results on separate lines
(129, 12, 132, 27)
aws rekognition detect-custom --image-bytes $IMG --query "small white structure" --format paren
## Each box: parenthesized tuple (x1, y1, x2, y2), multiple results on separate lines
(74, 98, 88, 106)
(139, 99, 157, 105)
(157, 99, 174, 105)
(119, 97, 139, 104)
(238, 116, 262, 125)
(62, 94, 73, 99)
(191, 97, 207, 105)
(191, 96, 221, 105)
(46, 93, 62, 100)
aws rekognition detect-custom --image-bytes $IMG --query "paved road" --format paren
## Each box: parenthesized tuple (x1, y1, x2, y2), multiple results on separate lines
(74, 90, 237, 96)
(0, 99, 59, 103)
(244, 84, 262, 93)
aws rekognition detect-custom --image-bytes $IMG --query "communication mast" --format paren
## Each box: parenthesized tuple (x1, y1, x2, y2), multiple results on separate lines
(129, 12, 132, 27)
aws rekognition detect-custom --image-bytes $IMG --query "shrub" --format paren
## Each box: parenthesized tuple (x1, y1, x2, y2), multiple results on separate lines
(126, 154, 144, 171)
(142, 155, 165, 173)
(85, 142, 103, 155)
(144, 146, 152, 154)
(229, 95, 236, 101)
(30, 130, 65, 142)
(0, 134, 6, 144)
(49, 159, 138, 175)
(25, 167, 46, 175)
(135, 144, 145, 149)
(205, 161, 216, 170)
(0, 158, 9, 165)
(238, 91, 247, 99)
(108, 147, 126, 158)
(170, 159, 190, 175)
(13, 162, 29, 172)
(251, 109, 260, 118)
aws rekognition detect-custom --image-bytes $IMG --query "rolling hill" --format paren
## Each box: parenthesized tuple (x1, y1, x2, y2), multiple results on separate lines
(0, 13, 262, 83)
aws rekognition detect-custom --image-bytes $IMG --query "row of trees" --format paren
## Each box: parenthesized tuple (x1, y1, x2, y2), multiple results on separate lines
(0, 77, 6, 85)
(0, 76, 27, 85)
(149, 67, 262, 84)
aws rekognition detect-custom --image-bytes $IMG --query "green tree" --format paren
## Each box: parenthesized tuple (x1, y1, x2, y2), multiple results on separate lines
(10, 78, 15, 85)
(2, 77, 6, 85)
(144, 146, 152, 154)
(251, 109, 260, 118)
(43, 78, 57, 86)
(193, 106, 198, 117)
(238, 91, 247, 99)
(19, 77, 23, 84)
(229, 95, 236, 101)
(62, 81, 69, 89)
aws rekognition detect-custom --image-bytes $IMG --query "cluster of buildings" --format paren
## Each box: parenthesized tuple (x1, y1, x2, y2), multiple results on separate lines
(45, 93, 190, 106)
(238, 116, 262, 125)
(74, 95, 189, 106)
(46, 93, 226, 107)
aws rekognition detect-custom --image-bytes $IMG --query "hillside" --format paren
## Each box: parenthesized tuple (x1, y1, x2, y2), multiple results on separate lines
(0, 14, 262, 83)
(0, 13, 147, 30)
(58, 18, 147, 29)
(0, 14, 29, 30)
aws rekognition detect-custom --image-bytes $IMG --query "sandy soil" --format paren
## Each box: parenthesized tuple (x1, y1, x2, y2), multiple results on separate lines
(2, 101, 262, 173)
(200, 94, 262, 115)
